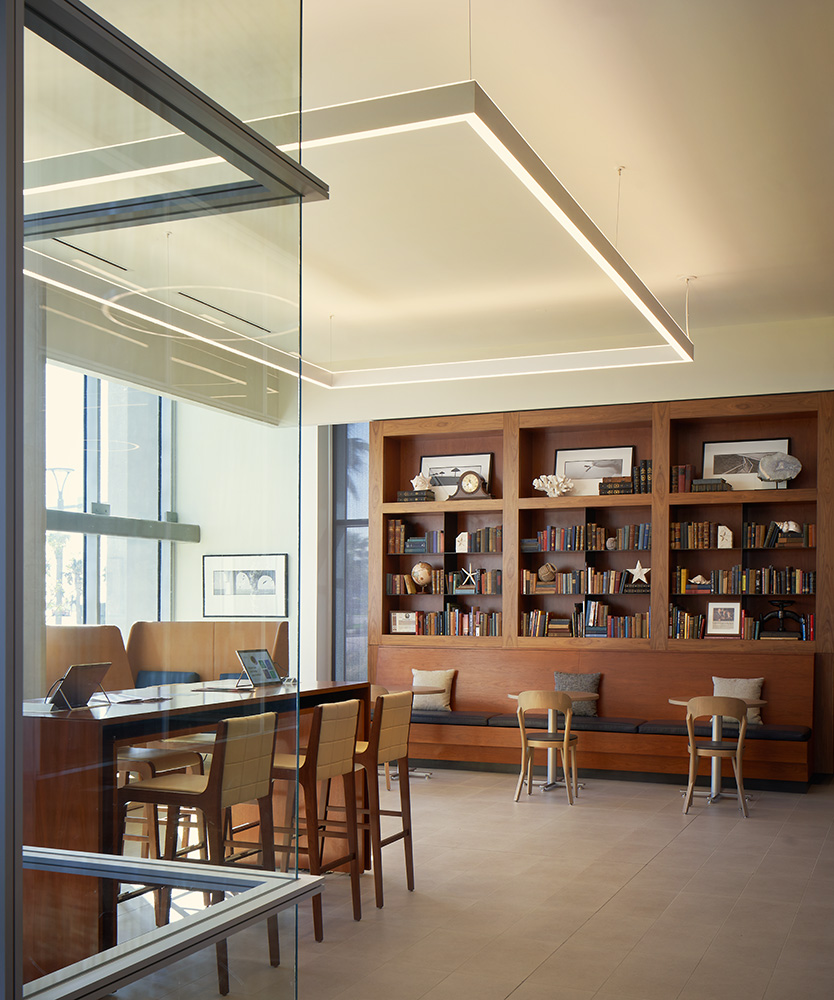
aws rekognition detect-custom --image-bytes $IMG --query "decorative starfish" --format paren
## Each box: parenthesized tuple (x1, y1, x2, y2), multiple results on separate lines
(627, 560, 650, 584)
(459, 564, 478, 588)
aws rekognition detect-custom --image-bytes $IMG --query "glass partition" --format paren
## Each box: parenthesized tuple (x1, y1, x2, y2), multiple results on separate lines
(19, 2, 312, 995)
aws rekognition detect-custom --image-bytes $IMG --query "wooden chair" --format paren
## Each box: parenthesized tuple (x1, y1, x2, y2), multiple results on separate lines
(117, 712, 279, 995)
(349, 689, 414, 908)
(515, 690, 578, 804)
(369, 684, 392, 790)
(683, 695, 749, 818)
(271, 699, 362, 941)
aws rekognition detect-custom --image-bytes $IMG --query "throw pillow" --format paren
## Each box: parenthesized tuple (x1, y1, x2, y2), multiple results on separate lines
(712, 676, 764, 725)
(553, 670, 600, 717)
(412, 668, 455, 711)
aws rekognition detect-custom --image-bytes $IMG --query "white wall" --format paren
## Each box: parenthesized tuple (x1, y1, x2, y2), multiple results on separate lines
(299, 317, 834, 426)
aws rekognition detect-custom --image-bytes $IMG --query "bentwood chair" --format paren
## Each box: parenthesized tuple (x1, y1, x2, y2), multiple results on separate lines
(118, 712, 279, 995)
(683, 696, 749, 817)
(348, 689, 414, 908)
(271, 699, 362, 941)
(515, 691, 578, 804)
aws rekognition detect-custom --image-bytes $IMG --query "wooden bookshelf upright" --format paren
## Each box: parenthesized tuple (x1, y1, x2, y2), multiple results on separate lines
(368, 392, 834, 773)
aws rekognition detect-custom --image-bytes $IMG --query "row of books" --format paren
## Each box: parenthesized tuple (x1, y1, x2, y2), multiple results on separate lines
(671, 521, 729, 549)
(585, 600, 651, 637)
(670, 464, 697, 493)
(456, 526, 503, 553)
(520, 522, 652, 553)
(387, 520, 445, 554)
(742, 521, 815, 548)
(671, 565, 816, 595)
(409, 607, 502, 636)
(521, 611, 574, 637)
(386, 570, 445, 595)
(691, 478, 732, 492)
(632, 460, 652, 493)
(668, 605, 815, 640)
(447, 568, 502, 595)
(521, 568, 651, 595)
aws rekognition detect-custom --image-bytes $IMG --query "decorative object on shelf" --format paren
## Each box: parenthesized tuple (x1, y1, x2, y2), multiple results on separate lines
(538, 562, 557, 583)
(458, 564, 478, 589)
(627, 560, 650, 585)
(410, 473, 432, 491)
(776, 520, 802, 536)
(397, 489, 435, 502)
(448, 470, 492, 500)
(717, 525, 733, 548)
(691, 478, 732, 492)
(411, 562, 433, 589)
(759, 600, 803, 639)
(419, 452, 493, 501)
(202, 553, 288, 618)
(554, 446, 634, 496)
(605, 538, 617, 550)
(705, 601, 742, 637)
(455, 531, 469, 553)
(702, 438, 789, 491)
(757, 452, 802, 489)
(533, 474, 574, 497)
(390, 611, 417, 634)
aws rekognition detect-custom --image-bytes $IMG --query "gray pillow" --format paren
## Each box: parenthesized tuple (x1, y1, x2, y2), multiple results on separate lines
(554, 671, 600, 717)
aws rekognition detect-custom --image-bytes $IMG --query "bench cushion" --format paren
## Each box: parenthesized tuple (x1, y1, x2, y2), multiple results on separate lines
(638, 720, 812, 742)
(410, 710, 496, 726)
(486, 713, 644, 734)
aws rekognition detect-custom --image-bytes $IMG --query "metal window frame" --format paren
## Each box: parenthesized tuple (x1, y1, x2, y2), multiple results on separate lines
(24, 0, 327, 203)
(5, 2, 318, 995)
(22, 848, 322, 1000)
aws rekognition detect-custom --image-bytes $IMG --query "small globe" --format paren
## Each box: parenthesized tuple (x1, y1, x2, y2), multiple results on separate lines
(411, 562, 433, 588)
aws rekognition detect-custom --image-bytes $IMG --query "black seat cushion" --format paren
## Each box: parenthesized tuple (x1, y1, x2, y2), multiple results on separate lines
(487, 713, 644, 733)
(410, 710, 495, 726)
(638, 720, 812, 742)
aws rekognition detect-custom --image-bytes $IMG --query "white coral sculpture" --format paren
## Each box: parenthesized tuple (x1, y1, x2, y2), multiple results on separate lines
(533, 474, 574, 497)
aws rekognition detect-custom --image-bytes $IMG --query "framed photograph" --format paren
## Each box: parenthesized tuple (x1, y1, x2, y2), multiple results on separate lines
(390, 611, 417, 634)
(420, 452, 493, 501)
(702, 438, 789, 491)
(203, 553, 288, 618)
(706, 601, 742, 638)
(554, 446, 634, 496)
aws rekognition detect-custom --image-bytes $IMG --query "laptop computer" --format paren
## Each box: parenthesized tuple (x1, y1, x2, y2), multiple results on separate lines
(47, 662, 112, 710)
(235, 648, 287, 686)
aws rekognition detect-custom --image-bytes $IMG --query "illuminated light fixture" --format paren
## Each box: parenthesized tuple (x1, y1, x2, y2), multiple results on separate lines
(295, 81, 694, 387)
(25, 83, 694, 388)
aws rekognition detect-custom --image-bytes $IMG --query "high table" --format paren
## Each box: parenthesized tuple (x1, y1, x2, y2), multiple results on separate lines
(509, 691, 599, 790)
(22, 678, 369, 981)
(668, 696, 766, 803)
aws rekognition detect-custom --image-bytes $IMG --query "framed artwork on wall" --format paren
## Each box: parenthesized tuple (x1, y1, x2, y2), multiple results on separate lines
(702, 438, 789, 490)
(203, 553, 288, 618)
(554, 446, 634, 496)
(419, 452, 493, 501)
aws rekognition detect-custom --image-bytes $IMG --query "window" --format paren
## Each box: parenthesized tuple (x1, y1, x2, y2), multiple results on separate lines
(45, 362, 173, 633)
(332, 423, 369, 682)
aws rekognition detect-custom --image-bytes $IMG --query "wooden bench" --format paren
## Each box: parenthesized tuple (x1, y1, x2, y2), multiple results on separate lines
(125, 620, 288, 683)
(374, 648, 815, 787)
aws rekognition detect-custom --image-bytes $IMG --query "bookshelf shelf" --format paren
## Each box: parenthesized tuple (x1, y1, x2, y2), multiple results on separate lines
(370, 393, 830, 649)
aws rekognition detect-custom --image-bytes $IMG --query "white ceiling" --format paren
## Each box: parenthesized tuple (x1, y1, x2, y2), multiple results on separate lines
(298, 0, 834, 374)
(24, 0, 834, 401)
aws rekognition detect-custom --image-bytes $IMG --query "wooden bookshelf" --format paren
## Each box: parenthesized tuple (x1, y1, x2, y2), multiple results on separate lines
(369, 392, 834, 772)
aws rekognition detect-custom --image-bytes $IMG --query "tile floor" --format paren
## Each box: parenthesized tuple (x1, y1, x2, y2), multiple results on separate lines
(113, 768, 834, 999)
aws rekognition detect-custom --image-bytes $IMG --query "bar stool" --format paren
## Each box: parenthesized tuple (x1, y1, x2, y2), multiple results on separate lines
(117, 712, 279, 995)
(271, 699, 362, 941)
(352, 689, 415, 908)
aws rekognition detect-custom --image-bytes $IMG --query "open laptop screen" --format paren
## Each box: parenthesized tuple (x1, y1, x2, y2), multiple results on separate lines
(234, 648, 285, 686)
(47, 662, 111, 709)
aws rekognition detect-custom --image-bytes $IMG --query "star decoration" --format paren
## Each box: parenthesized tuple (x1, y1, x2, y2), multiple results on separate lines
(459, 564, 478, 588)
(627, 560, 650, 584)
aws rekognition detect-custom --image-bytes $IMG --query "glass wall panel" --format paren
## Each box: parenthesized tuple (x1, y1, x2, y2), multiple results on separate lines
(21, 4, 305, 996)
